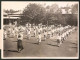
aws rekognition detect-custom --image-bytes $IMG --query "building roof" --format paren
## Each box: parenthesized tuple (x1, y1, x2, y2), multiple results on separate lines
(3, 16, 20, 19)
(8, 14, 21, 17)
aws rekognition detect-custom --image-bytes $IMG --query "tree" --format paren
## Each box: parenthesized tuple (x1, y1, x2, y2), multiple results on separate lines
(45, 4, 62, 25)
(71, 4, 78, 14)
(50, 4, 59, 14)
(4, 9, 9, 14)
(20, 3, 46, 25)
(4, 9, 17, 14)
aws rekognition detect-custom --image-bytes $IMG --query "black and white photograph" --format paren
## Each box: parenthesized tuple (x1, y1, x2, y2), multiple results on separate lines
(1, 1, 79, 59)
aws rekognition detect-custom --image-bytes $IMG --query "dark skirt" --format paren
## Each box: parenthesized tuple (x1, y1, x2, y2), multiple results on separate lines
(17, 40, 23, 50)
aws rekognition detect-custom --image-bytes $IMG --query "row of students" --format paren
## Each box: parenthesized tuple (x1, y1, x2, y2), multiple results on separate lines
(3, 24, 76, 45)
(3, 24, 68, 39)
(56, 27, 76, 47)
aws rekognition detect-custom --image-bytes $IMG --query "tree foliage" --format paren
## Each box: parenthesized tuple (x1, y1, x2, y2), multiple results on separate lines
(4, 9, 19, 14)
(19, 3, 78, 26)
(71, 4, 78, 14)
(21, 3, 46, 25)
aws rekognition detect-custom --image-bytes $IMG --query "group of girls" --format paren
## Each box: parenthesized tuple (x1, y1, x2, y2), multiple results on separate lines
(3, 23, 76, 48)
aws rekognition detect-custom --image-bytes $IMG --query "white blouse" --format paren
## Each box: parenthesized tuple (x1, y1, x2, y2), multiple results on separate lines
(17, 33, 23, 40)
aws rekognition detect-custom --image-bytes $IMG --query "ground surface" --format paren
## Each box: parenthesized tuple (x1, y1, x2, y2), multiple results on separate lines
(3, 28, 78, 58)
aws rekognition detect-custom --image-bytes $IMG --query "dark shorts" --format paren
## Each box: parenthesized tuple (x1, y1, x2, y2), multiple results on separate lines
(57, 39, 60, 43)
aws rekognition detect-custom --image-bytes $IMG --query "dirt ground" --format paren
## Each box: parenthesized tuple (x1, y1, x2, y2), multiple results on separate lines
(3, 27, 78, 58)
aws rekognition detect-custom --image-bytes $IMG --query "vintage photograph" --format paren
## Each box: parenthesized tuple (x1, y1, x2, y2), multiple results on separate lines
(1, 1, 79, 59)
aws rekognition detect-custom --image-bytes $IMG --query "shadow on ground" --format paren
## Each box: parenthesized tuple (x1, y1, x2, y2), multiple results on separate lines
(4, 50, 18, 53)
(47, 43, 58, 47)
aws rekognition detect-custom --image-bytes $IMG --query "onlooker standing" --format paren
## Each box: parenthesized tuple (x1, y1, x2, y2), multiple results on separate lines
(17, 31, 24, 53)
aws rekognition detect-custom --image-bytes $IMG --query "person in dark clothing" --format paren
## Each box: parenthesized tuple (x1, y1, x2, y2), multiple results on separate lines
(17, 32, 24, 53)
